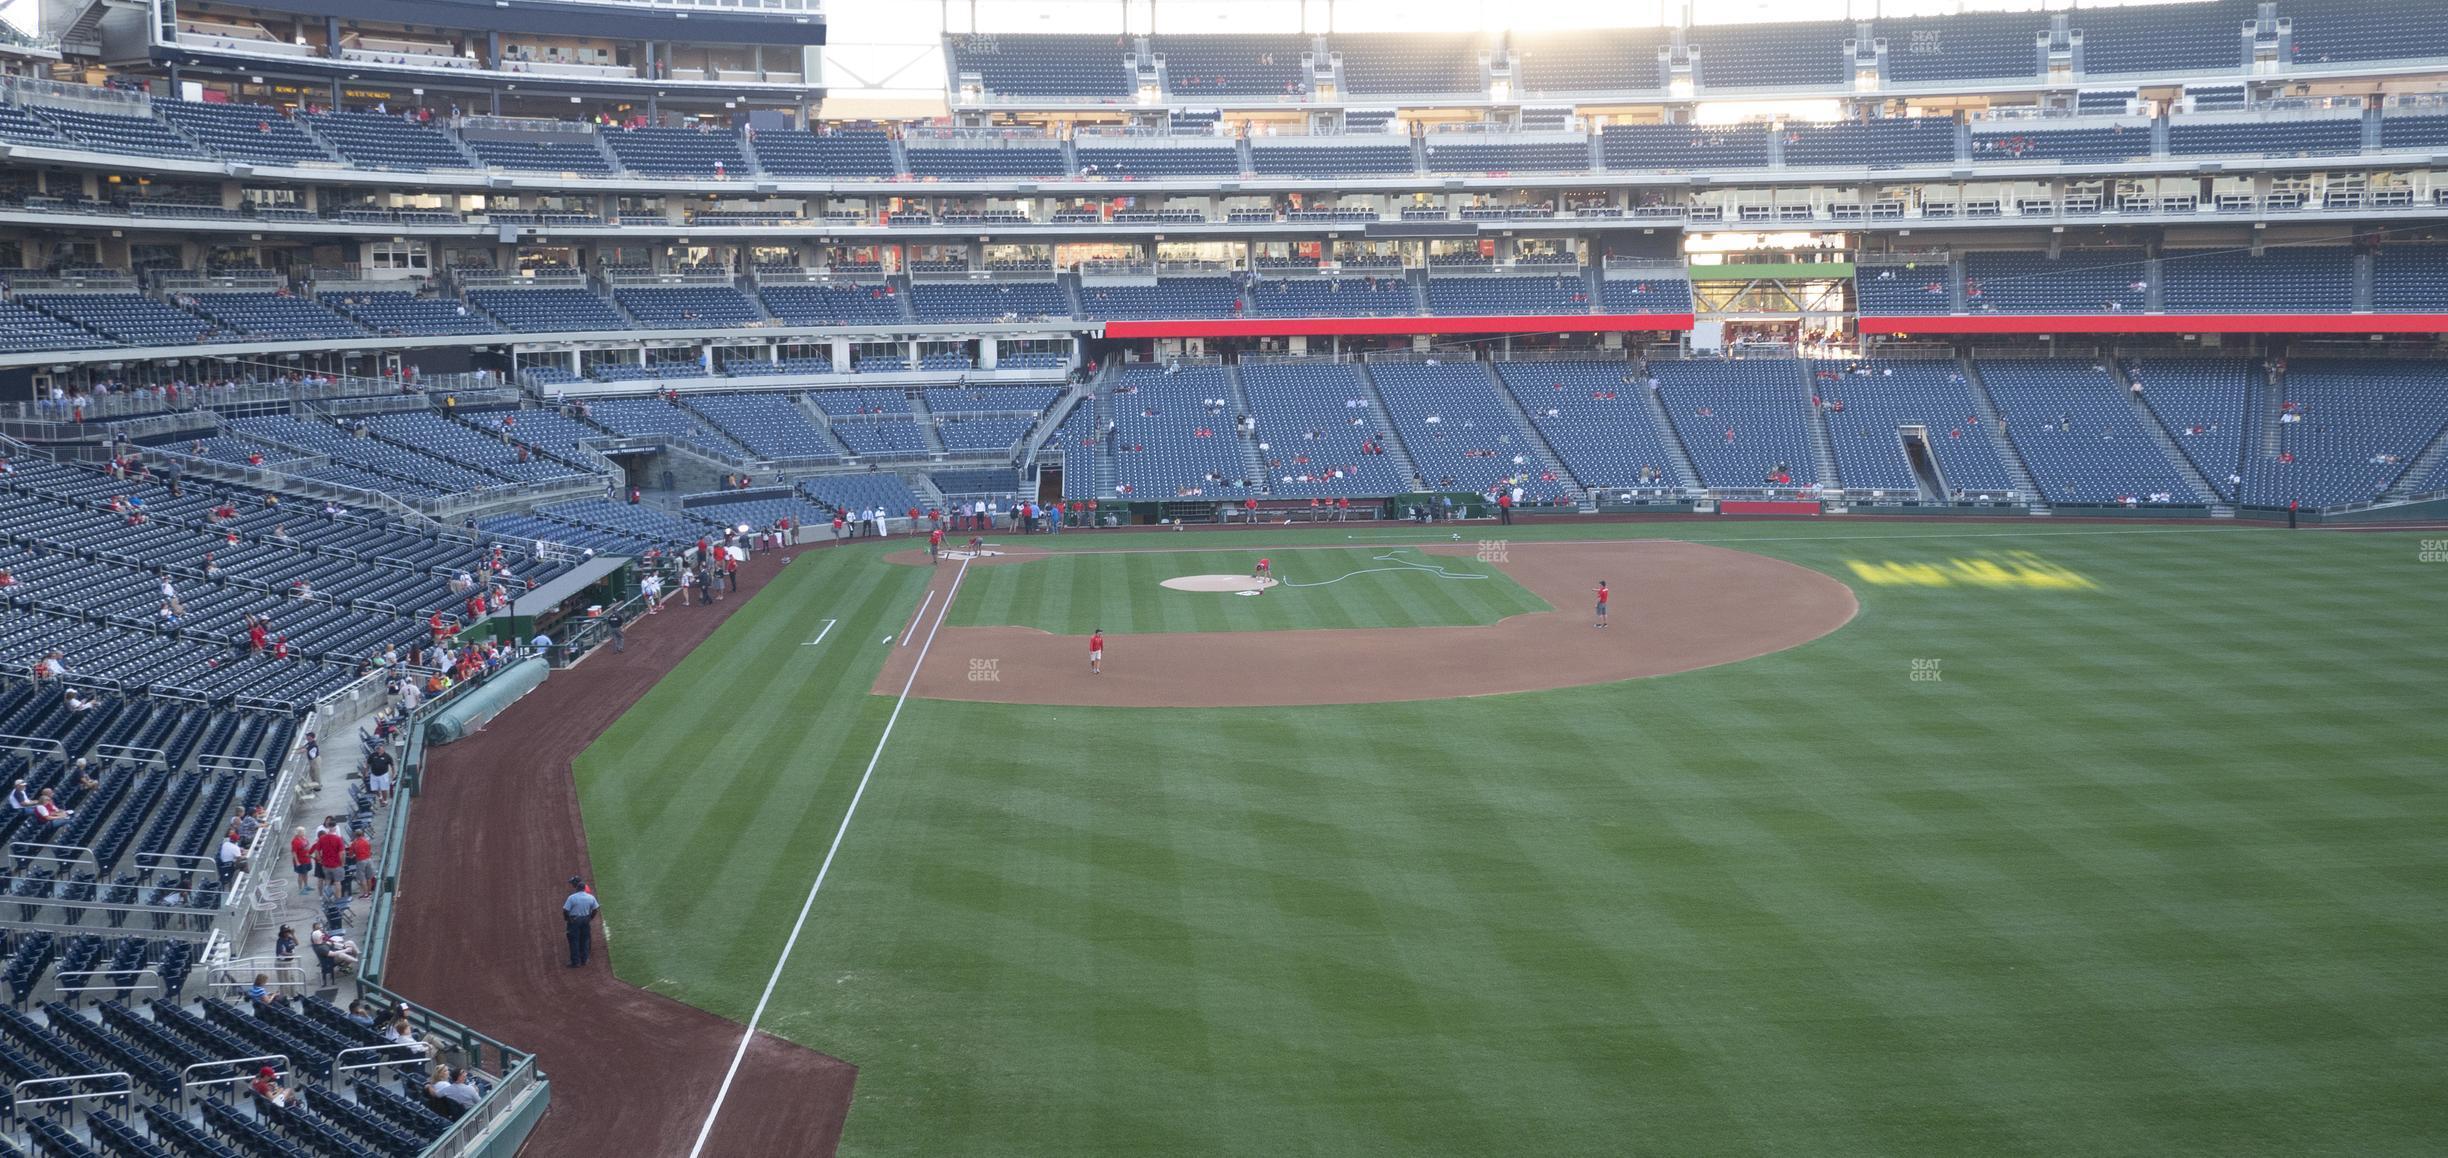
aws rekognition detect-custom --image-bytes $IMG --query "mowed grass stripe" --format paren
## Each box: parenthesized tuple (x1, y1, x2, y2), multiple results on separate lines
(574, 545, 931, 1014)
(949, 547, 1547, 636)
(578, 525, 2448, 1156)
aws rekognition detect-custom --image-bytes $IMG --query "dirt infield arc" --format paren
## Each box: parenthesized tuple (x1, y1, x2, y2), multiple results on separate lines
(878, 540, 1859, 707)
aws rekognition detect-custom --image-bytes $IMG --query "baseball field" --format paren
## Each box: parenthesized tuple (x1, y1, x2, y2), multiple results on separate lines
(566, 521, 2448, 1156)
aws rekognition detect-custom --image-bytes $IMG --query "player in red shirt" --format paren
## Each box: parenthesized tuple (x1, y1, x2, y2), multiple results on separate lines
(1594, 580, 1610, 628)
(1089, 629, 1104, 675)
(928, 526, 944, 564)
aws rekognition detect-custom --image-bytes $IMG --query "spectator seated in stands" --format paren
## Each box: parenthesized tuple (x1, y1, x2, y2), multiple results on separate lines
(428, 1063, 484, 1116)
(384, 1012, 437, 1059)
(247, 972, 289, 1010)
(251, 1065, 306, 1113)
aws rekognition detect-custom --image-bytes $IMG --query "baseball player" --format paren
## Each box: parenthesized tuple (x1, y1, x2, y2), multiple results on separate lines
(1089, 628, 1104, 674)
(1253, 557, 1271, 589)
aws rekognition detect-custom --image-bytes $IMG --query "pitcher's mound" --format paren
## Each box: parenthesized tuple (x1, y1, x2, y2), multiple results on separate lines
(1162, 574, 1280, 593)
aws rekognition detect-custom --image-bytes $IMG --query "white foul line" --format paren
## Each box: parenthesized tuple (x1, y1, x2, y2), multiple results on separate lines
(898, 590, 935, 648)
(686, 557, 971, 1158)
(800, 618, 837, 647)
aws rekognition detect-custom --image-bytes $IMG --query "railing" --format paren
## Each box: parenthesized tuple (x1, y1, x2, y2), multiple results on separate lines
(12, 1072, 131, 1128)
(52, 966, 165, 1004)
(178, 1055, 292, 1110)
(455, 115, 596, 136)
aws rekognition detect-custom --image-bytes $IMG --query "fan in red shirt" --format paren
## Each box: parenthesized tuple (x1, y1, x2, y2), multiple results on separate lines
(1593, 580, 1610, 628)
(1088, 629, 1104, 674)
(312, 826, 346, 899)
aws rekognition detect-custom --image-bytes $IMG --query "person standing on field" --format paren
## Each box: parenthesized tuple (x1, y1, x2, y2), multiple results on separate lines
(929, 525, 944, 563)
(563, 876, 600, 967)
(1594, 580, 1610, 628)
(1089, 628, 1104, 674)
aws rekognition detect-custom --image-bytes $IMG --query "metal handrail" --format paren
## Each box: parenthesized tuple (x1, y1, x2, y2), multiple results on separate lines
(52, 966, 165, 1003)
(178, 1055, 290, 1111)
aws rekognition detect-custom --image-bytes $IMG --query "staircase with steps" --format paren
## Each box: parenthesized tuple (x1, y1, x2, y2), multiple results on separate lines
(1796, 362, 1843, 493)
(1959, 358, 2049, 513)
(2383, 421, 2448, 500)
(1471, 360, 1586, 503)
(788, 395, 858, 459)
(906, 391, 949, 454)
(2106, 362, 2226, 510)
(1638, 382, 1706, 495)
(1348, 362, 1425, 489)
(1221, 363, 1267, 485)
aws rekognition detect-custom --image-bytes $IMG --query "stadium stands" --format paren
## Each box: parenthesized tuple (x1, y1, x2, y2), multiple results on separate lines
(462, 133, 613, 175)
(1600, 123, 1771, 171)
(1150, 34, 1312, 97)
(20, 294, 212, 345)
(750, 128, 897, 178)
(908, 280, 1071, 323)
(1426, 275, 1592, 315)
(944, 33, 1131, 99)
(468, 288, 630, 332)
(2162, 247, 2354, 313)
(760, 282, 909, 326)
(1246, 278, 1418, 318)
(323, 291, 500, 336)
(1783, 117, 1957, 167)
(1238, 362, 1412, 496)
(1077, 278, 1241, 320)
(185, 293, 367, 341)
(685, 393, 841, 461)
(1651, 360, 1821, 491)
(1963, 249, 2150, 315)
(602, 127, 747, 176)
(306, 109, 473, 169)
(2247, 360, 2448, 506)
(1978, 359, 2205, 503)
(1812, 361, 2019, 495)
(905, 145, 1069, 180)
(2131, 357, 2254, 500)
(1248, 142, 1415, 177)
(612, 285, 765, 328)
(1495, 360, 1687, 490)
(1105, 365, 1251, 497)
(1367, 361, 1573, 500)
(1074, 143, 1241, 177)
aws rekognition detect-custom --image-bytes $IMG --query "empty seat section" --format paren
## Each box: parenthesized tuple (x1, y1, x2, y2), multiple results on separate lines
(1368, 362, 1572, 499)
(1247, 277, 1417, 317)
(1979, 359, 2203, 503)
(906, 145, 1071, 179)
(306, 109, 471, 169)
(1248, 143, 1414, 176)
(1962, 249, 2149, 314)
(2245, 361, 2448, 506)
(186, 292, 366, 340)
(2373, 247, 2448, 312)
(1688, 22, 1849, 89)
(156, 100, 329, 164)
(1653, 360, 1821, 490)
(1784, 117, 1957, 167)
(1425, 275, 1592, 315)
(1811, 361, 2017, 494)
(467, 288, 628, 331)
(1600, 124, 1770, 170)
(2162, 247, 2353, 313)
(1150, 34, 1312, 96)
(1108, 365, 1249, 497)
(463, 133, 614, 174)
(1077, 277, 1239, 320)
(612, 286, 763, 327)
(603, 127, 746, 176)
(19, 294, 211, 345)
(1074, 144, 1240, 177)
(686, 393, 840, 460)
(1495, 360, 1688, 489)
(908, 281, 1070, 322)
(1239, 362, 1411, 496)
(2167, 116, 2363, 157)
(2131, 357, 2253, 499)
(749, 129, 896, 178)
(1512, 29, 1671, 94)
(1421, 140, 1591, 173)
(0, 300, 108, 352)
(29, 105, 203, 157)
(1879, 13, 2043, 82)
(321, 291, 498, 335)
(2073, 0, 2255, 74)
(944, 33, 1131, 99)
(1598, 278, 1695, 313)
(760, 282, 907, 325)
(1971, 124, 2153, 164)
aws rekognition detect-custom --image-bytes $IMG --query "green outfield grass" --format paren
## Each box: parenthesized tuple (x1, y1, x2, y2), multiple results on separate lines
(947, 546, 1548, 634)
(576, 524, 2448, 1157)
